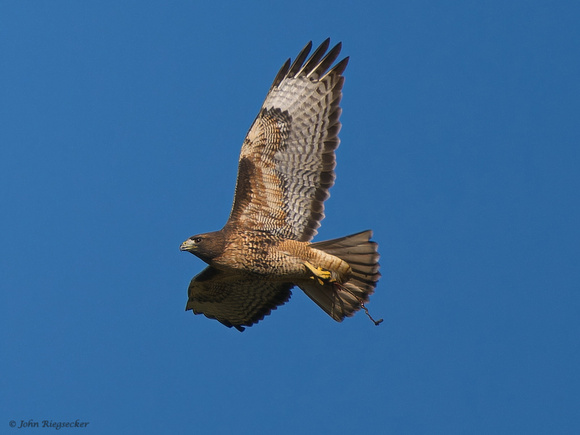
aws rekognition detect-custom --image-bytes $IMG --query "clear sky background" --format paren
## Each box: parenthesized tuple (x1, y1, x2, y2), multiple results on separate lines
(2, 1, 579, 434)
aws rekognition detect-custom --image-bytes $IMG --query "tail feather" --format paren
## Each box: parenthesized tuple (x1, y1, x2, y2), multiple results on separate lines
(299, 230, 381, 322)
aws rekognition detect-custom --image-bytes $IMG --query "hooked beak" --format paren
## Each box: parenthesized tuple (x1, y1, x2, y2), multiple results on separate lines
(180, 239, 195, 252)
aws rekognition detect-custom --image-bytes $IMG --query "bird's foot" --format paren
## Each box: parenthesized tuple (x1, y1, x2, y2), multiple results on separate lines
(304, 261, 334, 285)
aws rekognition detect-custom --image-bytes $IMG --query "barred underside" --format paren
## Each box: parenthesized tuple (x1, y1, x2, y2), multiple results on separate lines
(186, 266, 293, 331)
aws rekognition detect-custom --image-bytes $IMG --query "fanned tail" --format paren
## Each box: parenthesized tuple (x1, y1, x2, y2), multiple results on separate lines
(299, 230, 381, 322)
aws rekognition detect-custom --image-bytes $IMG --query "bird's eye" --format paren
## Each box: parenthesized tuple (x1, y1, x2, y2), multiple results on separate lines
(193, 237, 202, 243)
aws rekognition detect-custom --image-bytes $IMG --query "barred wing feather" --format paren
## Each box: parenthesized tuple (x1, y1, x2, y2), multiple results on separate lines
(226, 39, 348, 242)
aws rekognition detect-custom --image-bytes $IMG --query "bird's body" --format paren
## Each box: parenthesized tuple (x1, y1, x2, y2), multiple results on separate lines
(181, 39, 380, 331)
(184, 229, 351, 282)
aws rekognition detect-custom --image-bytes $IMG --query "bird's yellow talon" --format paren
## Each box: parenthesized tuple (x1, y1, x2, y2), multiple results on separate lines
(304, 261, 334, 284)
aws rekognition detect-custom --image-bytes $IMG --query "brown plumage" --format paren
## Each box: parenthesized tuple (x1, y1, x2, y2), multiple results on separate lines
(180, 39, 380, 331)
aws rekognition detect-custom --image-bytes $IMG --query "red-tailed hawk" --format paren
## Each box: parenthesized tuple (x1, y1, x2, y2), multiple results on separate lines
(180, 39, 381, 331)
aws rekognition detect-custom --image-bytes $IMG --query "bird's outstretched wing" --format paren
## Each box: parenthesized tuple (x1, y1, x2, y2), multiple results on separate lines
(185, 266, 293, 331)
(226, 39, 348, 242)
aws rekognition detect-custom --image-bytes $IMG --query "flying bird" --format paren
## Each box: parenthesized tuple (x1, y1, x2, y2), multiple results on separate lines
(180, 39, 381, 331)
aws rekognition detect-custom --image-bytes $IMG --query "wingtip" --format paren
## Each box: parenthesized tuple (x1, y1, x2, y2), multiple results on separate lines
(270, 58, 291, 89)
(287, 40, 313, 78)
(326, 56, 349, 78)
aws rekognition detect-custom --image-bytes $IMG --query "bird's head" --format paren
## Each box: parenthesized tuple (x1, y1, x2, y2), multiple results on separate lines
(180, 231, 226, 263)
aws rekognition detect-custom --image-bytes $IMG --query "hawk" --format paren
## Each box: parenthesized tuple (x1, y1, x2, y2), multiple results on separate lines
(180, 39, 381, 331)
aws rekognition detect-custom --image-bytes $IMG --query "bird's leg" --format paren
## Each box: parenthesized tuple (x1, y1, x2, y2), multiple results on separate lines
(304, 261, 334, 285)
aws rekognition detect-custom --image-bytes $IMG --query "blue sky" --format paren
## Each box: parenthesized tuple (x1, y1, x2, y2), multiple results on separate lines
(2, 1, 579, 434)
